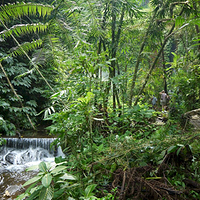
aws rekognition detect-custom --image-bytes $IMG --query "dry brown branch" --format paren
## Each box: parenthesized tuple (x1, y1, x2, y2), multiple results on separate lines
(111, 165, 183, 200)
(184, 108, 200, 117)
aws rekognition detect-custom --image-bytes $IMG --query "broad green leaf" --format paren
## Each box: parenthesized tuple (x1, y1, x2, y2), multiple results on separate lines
(167, 145, 177, 153)
(26, 164, 39, 171)
(23, 176, 41, 187)
(50, 166, 67, 174)
(15, 193, 29, 200)
(109, 58, 117, 61)
(42, 174, 52, 188)
(157, 150, 166, 164)
(85, 184, 97, 198)
(39, 162, 47, 173)
(93, 117, 104, 121)
(55, 161, 68, 166)
(176, 146, 183, 156)
(60, 173, 76, 180)
(139, 161, 147, 167)
(24, 182, 38, 195)
(61, 183, 80, 189)
(39, 186, 54, 200)
(27, 189, 40, 200)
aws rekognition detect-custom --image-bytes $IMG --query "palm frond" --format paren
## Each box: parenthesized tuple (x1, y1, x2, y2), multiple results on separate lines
(0, 23, 49, 39)
(0, 2, 54, 23)
(175, 16, 186, 27)
(10, 39, 43, 57)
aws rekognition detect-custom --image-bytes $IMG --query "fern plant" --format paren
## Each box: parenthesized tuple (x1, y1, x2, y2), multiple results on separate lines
(0, 2, 54, 60)
(0, 2, 58, 134)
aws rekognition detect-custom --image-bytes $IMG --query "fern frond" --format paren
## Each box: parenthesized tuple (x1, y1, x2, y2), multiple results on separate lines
(15, 68, 36, 79)
(0, 2, 54, 23)
(11, 39, 43, 57)
(0, 23, 49, 39)
(175, 16, 185, 27)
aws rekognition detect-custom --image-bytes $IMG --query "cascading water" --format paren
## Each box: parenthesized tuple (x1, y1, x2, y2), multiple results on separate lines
(0, 137, 65, 199)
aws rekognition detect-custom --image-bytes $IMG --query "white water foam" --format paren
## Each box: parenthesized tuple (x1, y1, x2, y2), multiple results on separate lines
(0, 138, 65, 199)
(0, 138, 65, 172)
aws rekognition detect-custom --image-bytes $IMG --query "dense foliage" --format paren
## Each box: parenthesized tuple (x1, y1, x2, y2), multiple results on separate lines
(0, 0, 200, 199)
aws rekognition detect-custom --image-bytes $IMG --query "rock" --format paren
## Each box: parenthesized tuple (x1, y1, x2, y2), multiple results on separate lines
(3, 190, 11, 197)
(191, 114, 200, 120)
(0, 175, 4, 184)
(5, 153, 16, 164)
(4, 185, 22, 197)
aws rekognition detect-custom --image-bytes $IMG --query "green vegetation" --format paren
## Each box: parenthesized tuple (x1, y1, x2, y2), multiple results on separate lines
(0, 0, 200, 199)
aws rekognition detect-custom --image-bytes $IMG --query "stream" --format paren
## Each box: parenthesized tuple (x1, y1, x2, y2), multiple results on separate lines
(0, 137, 64, 199)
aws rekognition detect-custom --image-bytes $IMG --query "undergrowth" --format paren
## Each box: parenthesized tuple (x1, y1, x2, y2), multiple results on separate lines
(17, 106, 200, 200)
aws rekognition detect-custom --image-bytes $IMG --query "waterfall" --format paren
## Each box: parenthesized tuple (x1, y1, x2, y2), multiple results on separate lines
(3, 137, 56, 154)
(0, 137, 65, 198)
(0, 137, 65, 172)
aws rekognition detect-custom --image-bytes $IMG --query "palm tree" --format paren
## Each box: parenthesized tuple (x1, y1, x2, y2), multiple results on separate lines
(0, 2, 54, 130)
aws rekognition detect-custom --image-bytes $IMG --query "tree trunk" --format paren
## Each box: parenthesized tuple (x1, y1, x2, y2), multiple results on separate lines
(95, 3, 109, 107)
(128, 12, 156, 107)
(134, 25, 176, 106)
(133, 8, 185, 106)
(110, 3, 125, 110)
(192, 0, 200, 51)
(161, 47, 168, 94)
